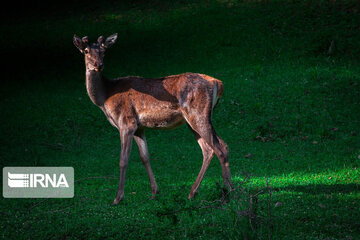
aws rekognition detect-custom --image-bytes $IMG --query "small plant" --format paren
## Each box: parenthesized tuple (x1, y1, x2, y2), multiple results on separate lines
(156, 171, 275, 239)
(198, 171, 274, 239)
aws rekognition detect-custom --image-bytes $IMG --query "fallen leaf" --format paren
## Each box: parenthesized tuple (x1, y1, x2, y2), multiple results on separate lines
(245, 153, 252, 158)
(326, 194, 333, 199)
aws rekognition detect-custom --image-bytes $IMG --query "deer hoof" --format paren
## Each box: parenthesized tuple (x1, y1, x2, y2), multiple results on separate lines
(188, 192, 197, 200)
(112, 198, 122, 205)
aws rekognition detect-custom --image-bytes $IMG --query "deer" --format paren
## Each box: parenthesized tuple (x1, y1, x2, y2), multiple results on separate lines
(73, 33, 232, 205)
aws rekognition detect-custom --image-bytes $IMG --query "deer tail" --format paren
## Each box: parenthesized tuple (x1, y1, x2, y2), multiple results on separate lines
(212, 79, 224, 109)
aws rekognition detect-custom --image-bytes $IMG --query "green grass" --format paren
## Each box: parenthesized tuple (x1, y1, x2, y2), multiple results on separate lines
(1, 0, 360, 239)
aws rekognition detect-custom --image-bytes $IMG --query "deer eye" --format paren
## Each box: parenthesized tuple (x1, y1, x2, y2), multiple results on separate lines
(84, 48, 90, 54)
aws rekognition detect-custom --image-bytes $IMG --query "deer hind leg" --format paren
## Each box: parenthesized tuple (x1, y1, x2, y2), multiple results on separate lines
(214, 134, 232, 190)
(134, 129, 159, 199)
(113, 123, 136, 205)
(184, 111, 232, 192)
(188, 127, 215, 199)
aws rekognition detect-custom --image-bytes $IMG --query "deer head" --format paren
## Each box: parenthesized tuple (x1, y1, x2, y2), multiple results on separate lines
(73, 33, 118, 72)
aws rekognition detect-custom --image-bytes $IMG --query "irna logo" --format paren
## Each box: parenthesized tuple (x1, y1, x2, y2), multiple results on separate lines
(8, 172, 69, 188)
(3, 167, 74, 198)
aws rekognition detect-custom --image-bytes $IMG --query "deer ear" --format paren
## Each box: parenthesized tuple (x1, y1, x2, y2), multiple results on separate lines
(73, 35, 86, 53)
(103, 33, 118, 49)
(97, 35, 105, 44)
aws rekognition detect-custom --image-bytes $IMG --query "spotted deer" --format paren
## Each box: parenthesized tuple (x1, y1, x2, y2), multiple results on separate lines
(73, 33, 232, 204)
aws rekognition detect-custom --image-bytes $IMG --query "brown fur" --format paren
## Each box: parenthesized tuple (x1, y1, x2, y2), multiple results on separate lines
(73, 34, 232, 204)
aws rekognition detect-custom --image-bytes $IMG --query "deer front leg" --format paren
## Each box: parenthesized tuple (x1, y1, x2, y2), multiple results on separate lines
(113, 125, 136, 205)
(134, 129, 159, 199)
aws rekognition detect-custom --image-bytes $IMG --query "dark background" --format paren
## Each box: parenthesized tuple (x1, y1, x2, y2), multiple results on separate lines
(1, 0, 359, 239)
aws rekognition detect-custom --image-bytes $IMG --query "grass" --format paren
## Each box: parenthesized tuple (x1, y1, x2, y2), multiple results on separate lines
(1, 0, 360, 239)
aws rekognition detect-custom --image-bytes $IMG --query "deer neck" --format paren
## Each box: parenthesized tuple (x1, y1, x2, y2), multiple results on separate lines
(85, 69, 107, 107)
